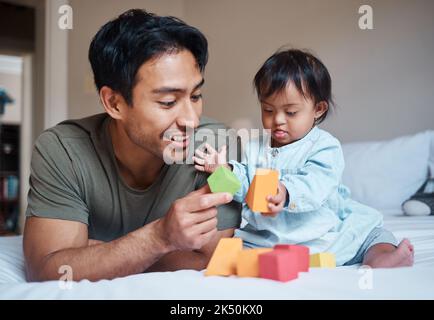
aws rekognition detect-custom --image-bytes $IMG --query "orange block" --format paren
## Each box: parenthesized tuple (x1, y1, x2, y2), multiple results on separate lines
(205, 238, 243, 276)
(245, 168, 279, 213)
(236, 248, 273, 278)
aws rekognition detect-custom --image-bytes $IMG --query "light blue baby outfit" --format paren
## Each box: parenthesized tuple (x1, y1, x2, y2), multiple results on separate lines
(229, 126, 384, 266)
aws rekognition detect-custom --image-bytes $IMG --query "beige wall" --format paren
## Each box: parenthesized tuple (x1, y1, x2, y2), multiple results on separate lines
(68, 0, 434, 143)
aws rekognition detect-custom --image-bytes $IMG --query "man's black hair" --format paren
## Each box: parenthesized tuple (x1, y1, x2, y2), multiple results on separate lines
(254, 49, 334, 124)
(89, 9, 208, 106)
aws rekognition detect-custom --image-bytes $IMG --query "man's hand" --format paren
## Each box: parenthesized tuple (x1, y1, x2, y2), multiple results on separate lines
(157, 184, 233, 251)
(24, 184, 233, 282)
(263, 182, 288, 217)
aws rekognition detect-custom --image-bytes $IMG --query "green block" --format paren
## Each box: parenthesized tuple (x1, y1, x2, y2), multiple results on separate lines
(207, 166, 241, 196)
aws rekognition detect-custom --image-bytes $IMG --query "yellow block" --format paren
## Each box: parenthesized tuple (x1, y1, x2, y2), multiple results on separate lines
(236, 248, 273, 278)
(245, 168, 279, 213)
(205, 238, 243, 276)
(309, 252, 336, 268)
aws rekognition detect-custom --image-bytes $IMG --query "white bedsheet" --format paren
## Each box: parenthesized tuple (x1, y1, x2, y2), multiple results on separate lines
(1, 215, 434, 299)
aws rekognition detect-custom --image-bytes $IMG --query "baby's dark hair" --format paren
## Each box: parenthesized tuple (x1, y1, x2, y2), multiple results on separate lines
(254, 49, 334, 124)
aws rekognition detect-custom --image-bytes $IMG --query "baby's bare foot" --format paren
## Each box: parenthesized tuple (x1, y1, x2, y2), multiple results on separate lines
(364, 239, 414, 268)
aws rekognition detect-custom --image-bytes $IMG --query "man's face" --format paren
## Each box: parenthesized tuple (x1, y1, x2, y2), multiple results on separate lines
(121, 49, 204, 162)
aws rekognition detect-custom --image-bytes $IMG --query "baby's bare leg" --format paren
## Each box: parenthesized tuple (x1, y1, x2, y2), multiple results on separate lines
(362, 239, 414, 268)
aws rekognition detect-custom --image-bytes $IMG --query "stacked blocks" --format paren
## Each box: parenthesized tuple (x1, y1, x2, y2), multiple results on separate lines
(206, 238, 336, 282)
(309, 252, 336, 268)
(245, 168, 279, 213)
(236, 248, 273, 278)
(274, 244, 310, 272)
(207, 166, 241, 196)
(258, 250, 299, 282)
(205, 238, 242, 276)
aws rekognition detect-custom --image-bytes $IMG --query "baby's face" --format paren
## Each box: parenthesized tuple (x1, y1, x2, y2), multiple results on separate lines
(260, 83, 327, 147)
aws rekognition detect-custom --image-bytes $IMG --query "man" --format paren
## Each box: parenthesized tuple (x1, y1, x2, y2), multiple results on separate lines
(23, 9, 241, 282)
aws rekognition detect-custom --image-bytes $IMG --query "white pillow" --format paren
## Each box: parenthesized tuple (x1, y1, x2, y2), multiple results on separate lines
(429, 132, 434, 178)
(341, 131, 432, 212)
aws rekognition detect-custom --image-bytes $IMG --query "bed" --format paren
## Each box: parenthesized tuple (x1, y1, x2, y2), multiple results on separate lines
(1, 130, 433, 299)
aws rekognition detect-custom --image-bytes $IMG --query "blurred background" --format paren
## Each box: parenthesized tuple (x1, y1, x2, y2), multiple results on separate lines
(0, 0, 433, 233)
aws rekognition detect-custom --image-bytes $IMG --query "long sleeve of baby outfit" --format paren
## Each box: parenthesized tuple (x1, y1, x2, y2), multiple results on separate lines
(228, 142, 251, 203)
(281, 136, 345, 214)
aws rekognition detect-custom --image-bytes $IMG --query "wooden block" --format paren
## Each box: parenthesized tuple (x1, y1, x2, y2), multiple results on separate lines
(236, 248, 273, 278)
(207, 166, 241, 196)
(245, 168, 279, 213)
(258, 250, 299, 282)
(309, 252, 336, 268)
(205, 238, 243, 276)
(274, 244, 310, 272)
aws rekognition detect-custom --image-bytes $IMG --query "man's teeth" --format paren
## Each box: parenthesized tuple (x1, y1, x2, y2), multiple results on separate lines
(171, 136, 186, 142)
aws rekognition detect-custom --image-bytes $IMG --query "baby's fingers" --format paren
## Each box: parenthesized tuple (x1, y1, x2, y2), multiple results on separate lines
(204, 143, 218, 155)
(192, 156, 205, 165)
(194, 148, 208, 159)
(267, 201, 283, 214)
(195, 143, 218, 158)
(267, 193, 284, 205)
(194, 164, 205, 172)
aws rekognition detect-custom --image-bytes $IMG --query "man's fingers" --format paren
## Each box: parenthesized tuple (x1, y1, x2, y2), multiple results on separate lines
(191, 215, 218, 235)
(184, 192, 233, 212)
(190, 207, 218, 223)
(192, 228, 218, 250)
(200, 227, 218, 244)
(188, 184, 211, 197)
(180, 208, 217, 229)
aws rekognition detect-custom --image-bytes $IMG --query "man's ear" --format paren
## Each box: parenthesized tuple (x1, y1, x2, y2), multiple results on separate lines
(99, 86, 128, 120)
(314, 101, 328, 121)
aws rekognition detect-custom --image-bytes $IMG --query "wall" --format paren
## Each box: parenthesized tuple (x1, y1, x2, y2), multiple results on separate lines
(184, 0, 434, 142)
(67, 0, 185, 120)
(67, 0, 434, 142)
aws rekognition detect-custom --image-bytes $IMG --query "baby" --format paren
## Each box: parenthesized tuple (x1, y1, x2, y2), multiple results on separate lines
(194, 49, 414, 267)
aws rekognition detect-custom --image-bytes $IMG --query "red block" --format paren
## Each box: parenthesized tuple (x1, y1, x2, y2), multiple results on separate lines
(258, 250, 299, 282)
(274, 244, 310, 272)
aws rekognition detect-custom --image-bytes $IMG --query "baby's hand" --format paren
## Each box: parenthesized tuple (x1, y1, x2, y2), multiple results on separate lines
(193, 143, 228, 173)
(263, 182, 288, 217)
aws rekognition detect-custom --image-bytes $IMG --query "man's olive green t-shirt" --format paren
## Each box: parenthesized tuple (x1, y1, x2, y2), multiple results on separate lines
(26, 113, 241, 241)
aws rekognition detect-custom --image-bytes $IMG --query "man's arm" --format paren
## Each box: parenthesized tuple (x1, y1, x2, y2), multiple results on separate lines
(24, 185, 233, 282)
(145, 228, 234, 272)
(24, 216, 170, 282)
